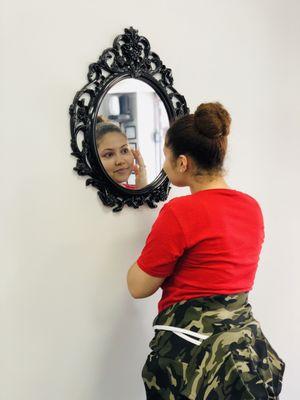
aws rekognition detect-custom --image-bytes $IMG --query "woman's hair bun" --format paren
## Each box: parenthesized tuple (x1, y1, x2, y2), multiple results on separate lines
(194, 102, 231, 139)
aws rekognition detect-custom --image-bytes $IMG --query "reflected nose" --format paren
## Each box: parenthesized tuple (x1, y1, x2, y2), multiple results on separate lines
(115, 154, 126, 166)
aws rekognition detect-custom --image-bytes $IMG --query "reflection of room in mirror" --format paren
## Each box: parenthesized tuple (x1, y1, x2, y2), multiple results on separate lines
(97, 79, 169, 187)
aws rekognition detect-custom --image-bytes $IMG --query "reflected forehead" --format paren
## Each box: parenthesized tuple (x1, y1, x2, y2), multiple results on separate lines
(98, 132, 128, 151)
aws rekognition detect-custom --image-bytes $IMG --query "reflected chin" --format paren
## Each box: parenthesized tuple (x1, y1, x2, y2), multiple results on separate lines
(113, 168, 131, 183)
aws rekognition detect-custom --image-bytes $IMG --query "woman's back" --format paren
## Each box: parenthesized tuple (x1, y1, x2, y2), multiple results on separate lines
(137, 188, 265, 312)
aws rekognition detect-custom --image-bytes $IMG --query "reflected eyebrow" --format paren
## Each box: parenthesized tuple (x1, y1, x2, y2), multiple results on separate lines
(102, 144, 128, 152)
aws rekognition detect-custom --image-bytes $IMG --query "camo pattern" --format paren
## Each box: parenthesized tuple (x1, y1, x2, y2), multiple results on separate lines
(142, 293, 285, 399)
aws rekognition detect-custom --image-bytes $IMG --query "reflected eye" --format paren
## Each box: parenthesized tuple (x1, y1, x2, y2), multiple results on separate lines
(103, 152, 113, 158)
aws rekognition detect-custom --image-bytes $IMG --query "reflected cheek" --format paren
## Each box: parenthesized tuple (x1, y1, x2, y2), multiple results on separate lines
(100, 158, 114, 175)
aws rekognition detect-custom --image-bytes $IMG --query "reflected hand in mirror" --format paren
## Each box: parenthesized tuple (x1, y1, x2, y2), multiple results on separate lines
(131, 149, 147, 189)
(96, 116, 148, 189)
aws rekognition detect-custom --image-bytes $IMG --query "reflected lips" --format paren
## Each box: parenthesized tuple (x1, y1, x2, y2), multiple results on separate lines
(115, 168, 129, 173)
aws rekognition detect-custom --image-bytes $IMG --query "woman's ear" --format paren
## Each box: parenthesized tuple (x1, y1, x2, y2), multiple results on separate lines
(177, 155, 188, 173)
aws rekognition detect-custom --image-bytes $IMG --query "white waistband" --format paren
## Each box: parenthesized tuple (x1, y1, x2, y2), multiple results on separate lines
(153, 324, 210, 346)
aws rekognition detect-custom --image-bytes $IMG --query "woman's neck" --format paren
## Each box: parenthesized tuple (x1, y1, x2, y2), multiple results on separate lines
(189, 175, 230, 194)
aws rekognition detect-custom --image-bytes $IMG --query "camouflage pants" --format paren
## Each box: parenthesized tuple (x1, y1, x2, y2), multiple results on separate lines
(142, 293, 285, 399)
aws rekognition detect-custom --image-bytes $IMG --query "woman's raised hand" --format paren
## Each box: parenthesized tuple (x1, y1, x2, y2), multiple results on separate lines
(131, 149, 148, 189)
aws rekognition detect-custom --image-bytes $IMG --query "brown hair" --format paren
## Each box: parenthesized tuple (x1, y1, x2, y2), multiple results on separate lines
(165, 102, 231, 175)
(95, 115, 126, 146)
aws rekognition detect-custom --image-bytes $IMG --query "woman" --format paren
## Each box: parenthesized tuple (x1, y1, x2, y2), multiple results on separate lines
(127, 103, 285, 399)
(96, 116, 147, 189)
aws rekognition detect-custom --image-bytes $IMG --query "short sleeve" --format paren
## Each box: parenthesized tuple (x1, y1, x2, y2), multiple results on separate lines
(136, 203, 186, 278)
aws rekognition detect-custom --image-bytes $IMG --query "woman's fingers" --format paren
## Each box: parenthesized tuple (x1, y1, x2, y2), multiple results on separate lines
(132, 149, 146, 168)
(132, 163, 139, 176)
(131, 150, 148, 188)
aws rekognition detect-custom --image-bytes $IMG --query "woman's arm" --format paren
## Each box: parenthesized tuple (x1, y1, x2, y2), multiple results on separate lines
(127, 203, 185, 299)
(127, 262, 166, 299)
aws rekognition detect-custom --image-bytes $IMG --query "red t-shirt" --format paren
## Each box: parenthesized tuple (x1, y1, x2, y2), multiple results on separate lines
(122, 183, 137, 189)
(137, 189, 265, 313)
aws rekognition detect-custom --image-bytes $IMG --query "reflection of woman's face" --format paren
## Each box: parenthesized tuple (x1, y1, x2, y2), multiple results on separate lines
(97, 131, 134, 184)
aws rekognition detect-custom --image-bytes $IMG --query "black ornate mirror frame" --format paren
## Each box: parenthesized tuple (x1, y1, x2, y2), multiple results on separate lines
(69, 27, 189, 212)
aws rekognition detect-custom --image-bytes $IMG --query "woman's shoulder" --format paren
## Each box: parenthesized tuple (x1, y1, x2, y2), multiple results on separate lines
(230, 189, 263, 212)
(164, 193, 194, 208)
(163, 189, 263, 213)
(161, 193, 205, 217)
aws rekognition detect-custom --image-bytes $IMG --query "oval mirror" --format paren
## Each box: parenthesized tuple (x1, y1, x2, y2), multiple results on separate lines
(95, 78, 169, 190)
(69, 27, 189, 212)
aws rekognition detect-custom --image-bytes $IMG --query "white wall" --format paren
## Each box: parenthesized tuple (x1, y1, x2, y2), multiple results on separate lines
(1, 1, 299, 398)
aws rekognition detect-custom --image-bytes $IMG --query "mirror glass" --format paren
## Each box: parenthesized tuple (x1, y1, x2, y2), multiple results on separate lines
(95, 78, 169, 190)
